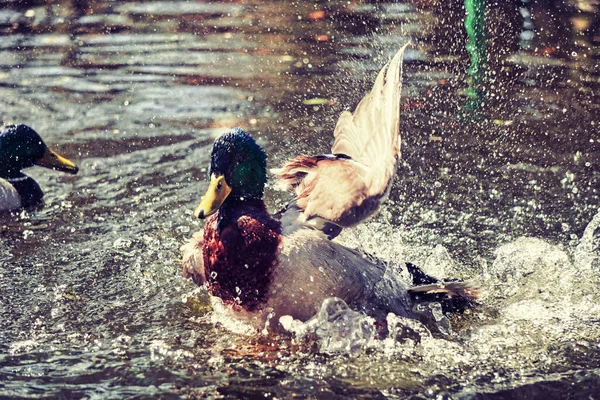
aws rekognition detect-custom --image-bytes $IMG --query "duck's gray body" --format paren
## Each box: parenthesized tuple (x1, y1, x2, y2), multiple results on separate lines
(183, 227, 415, 331)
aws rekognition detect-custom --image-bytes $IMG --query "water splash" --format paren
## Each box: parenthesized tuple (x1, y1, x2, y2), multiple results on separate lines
(574, 208, 600, 272)
(281, 298, 376, 354)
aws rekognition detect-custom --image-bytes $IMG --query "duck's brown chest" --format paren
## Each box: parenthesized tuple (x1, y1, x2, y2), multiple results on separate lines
(202, 213, 281, 312)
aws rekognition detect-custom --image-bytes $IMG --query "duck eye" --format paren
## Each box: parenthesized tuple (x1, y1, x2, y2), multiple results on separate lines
(217, 181, 222, 190)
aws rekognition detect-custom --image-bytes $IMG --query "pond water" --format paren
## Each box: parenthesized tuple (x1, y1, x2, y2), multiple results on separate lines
(1, 0, 599, 398)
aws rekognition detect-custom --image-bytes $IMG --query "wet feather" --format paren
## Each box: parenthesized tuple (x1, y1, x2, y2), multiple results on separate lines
(272, 44, 410, 236)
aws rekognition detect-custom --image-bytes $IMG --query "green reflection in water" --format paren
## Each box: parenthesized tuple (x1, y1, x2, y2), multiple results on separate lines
(464, 0, 487, 110)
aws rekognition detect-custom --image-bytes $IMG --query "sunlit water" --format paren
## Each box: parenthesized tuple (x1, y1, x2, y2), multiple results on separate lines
(1, 0, 599, 398)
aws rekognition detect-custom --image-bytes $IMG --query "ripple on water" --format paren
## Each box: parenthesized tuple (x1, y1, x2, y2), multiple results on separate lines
(114, 1, 246, 17)
(1, 0, 600, 397)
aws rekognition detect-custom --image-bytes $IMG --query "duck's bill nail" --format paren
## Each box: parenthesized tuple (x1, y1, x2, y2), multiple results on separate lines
(35, 148, 79, 174)
(193, 174, 231, 219)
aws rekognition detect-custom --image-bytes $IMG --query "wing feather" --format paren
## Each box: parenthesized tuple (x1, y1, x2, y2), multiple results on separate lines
(273, 44, 409, 235)
(332, 43, 408, 193)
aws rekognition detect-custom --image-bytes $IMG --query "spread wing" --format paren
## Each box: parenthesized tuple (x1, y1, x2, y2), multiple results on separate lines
(273, 44, 409, 237)
(330, 43, 408, 191)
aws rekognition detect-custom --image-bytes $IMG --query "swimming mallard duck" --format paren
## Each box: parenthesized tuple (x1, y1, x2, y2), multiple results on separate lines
(0, 124, 79, 211)
(181, 45, 479, 332)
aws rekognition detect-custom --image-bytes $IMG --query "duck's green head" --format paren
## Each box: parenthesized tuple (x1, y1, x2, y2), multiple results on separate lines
(0, 124, 79, 178)
(194, 128, 267, 219)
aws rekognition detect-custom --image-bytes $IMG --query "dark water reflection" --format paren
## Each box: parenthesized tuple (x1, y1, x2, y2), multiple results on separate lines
(1, 0, 599, 398)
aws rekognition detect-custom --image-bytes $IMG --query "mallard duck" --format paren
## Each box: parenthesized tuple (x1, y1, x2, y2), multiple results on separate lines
(0, 124, 79, 211)
(181, 45, 479, 332)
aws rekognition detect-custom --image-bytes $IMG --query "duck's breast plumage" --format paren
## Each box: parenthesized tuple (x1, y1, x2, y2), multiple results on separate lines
(198, 204, 282, 313)
(0, 178, 22, 211)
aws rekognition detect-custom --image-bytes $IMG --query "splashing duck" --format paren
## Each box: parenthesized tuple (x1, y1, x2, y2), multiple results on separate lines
(181, 45, 479, 332)
(0, 124, 79, 212)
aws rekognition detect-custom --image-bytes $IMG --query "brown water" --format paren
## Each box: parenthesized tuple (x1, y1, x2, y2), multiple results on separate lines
(1, 0, 600, 398)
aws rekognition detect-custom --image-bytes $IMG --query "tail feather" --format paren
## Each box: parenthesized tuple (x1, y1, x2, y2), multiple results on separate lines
(405, 261, 481, 314)
(406, 262, 438, 285)
(408, 282, 481, 302)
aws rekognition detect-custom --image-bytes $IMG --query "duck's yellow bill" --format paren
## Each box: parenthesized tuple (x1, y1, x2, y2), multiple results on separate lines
(194, 174, 232, 219)
(35, 148, 79, 174)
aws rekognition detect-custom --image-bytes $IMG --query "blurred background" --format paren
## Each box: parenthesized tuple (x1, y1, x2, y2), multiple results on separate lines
(1, 0, 599, 398)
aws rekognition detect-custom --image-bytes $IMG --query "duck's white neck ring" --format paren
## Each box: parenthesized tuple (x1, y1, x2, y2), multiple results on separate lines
(6, 175, 28, 183)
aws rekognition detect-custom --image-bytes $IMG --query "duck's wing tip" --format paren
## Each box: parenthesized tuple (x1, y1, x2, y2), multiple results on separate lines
(331, 42, 409, 158)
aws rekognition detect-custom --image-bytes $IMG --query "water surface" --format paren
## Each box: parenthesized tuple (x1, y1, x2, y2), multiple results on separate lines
(1, 0, 599, 398)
